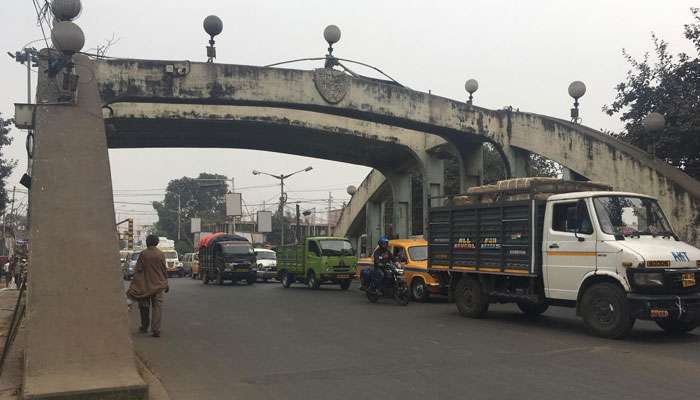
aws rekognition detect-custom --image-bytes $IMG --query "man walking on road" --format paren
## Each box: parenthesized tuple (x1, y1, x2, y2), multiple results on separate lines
(127, 235, 169, 337)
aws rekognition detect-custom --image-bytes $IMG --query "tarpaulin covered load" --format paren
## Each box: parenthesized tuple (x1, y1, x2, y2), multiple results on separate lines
(448, 178, 612, 206)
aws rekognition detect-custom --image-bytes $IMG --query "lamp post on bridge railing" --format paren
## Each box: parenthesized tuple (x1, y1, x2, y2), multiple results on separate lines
(642, 112, 666, 158)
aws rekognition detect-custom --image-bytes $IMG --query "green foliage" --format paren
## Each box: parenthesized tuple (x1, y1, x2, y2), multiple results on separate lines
(0, 115, 16, 213)
(153, 172, 228, 253)
(604, 8, 700, 180)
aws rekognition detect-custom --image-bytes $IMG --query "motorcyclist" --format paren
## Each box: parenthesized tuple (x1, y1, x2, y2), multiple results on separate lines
(369, 236, 392, 294)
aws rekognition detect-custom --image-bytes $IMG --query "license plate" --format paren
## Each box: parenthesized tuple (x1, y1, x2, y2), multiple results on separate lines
(682, 272, 696, 287)
(336, 274, 349, 279)
(235, 268, 249, 272)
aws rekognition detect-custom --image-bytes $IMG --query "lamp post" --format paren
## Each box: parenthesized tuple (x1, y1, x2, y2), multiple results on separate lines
(252, 167, 313, 247)
(568, 81, 586, 124)
(642, 112, 666, 158)
(465, 79, 479, 105)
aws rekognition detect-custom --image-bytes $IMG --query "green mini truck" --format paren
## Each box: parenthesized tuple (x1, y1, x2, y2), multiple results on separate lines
(277, 237, 357, 290)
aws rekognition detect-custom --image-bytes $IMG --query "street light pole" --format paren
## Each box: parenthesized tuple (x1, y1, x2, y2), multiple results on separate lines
(252, 166, 313, 248)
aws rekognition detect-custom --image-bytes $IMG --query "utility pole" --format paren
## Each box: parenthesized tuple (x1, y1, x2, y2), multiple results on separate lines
(177, 194, 181, 241)
(295, 203, 301, 244)
(327, 192, 332, 235)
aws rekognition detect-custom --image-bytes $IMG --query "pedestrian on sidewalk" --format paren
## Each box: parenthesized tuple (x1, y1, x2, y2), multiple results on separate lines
(127, 235, 169, 337)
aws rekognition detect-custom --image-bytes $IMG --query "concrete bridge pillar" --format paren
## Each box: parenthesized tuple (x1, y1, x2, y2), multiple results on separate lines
(455, 143, 484, 192)
(365, 200, 384, 253)
(383, 172, 412, 239)
(421, 154, 445, 237)
(502, 146, 530, 178)
(25, 54, 146, 399)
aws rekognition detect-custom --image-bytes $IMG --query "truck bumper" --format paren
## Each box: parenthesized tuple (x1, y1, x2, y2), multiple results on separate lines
(320, 273, 354, 282)
(257, 270, 278, 279)
(222, 270, 256, 281)
(628, 293, 700, 321)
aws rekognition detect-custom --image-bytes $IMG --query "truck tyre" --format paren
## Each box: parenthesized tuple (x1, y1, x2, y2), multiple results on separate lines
(216, 270, 224, 285)
(411, 278, 430, 302)
(246, 276, 256, 285)
(203, 271, 209, 285)
(307, 271, 320, 290)
(656, 319, 699, 334)
(455, 277, 489, 318)
(339, 280, 351, 290)
(517, 301, 549, 316)
(281, 272, 292, 288)
(581, 282, 635, 339)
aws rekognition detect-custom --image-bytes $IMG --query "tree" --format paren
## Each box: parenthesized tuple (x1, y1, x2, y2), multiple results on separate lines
(604, 8, 700, 180)
(152, 173, 228, 253)
(0, 114, 16, 213)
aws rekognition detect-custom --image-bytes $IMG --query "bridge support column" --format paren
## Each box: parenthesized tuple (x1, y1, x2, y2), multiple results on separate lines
(456, 143, 484, 192)
(503, 146, 530, 178)
(384, 172, 412, 239)
(561, 167, 588, 181)
(421, 155, 445, 238)
(24, 54, 147, 399)
(365, 200, 383, 253)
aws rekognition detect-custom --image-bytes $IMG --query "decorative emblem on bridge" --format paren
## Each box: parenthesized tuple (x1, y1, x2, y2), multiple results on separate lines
(313, 68, 350, 104)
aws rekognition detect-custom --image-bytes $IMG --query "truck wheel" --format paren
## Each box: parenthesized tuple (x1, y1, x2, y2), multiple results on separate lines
(281, 272, 292, 288)
(216, 270, 224, 285)
(307, 271, 320, 290)
(411, 278, 430, 302)
(339, 280, 351, 290)
(656, 319, 699, 334)
(517, 301, 549, 316)
(581, 282, 635, 339)
(455, 277, 489, 318)
(203, 272, 209, 285)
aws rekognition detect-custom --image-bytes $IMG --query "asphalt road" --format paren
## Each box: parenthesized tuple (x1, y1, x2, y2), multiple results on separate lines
(132, 278, 700, 400)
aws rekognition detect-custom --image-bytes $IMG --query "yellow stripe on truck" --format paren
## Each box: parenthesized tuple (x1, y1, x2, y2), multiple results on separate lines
(546, 251, 597, 257)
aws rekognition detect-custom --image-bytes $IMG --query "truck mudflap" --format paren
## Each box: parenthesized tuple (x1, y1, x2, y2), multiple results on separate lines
(628, 293, 700, 321)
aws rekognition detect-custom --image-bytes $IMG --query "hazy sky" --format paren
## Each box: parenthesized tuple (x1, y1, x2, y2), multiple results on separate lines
(1, 0, 697, 228)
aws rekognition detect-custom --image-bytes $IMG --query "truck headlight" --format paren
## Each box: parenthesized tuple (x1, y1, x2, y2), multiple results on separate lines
(633, 272, 664, 287)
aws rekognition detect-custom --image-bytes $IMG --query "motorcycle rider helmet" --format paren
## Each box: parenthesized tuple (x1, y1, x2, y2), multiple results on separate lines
(378, 236, 389, 247)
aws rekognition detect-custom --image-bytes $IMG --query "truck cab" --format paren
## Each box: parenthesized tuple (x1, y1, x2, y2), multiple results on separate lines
(543, 191, 700, 336)
(277, 237, 357, 290)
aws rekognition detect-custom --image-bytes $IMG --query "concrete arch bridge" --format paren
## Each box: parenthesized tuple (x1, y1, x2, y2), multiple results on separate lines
(23, 54, 700, 398)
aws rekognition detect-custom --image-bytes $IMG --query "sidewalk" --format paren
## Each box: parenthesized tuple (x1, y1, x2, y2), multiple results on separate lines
(0, 288, 21, 400)
(0, 288, 170, 400)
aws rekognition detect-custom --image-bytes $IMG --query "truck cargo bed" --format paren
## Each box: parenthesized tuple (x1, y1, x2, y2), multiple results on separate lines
(428, 200, 545, 276)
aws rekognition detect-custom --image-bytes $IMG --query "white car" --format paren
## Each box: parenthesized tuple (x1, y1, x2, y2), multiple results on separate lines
(254, 248, 277, 281)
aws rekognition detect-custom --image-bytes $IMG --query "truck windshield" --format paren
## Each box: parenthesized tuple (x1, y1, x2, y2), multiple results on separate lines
(220, 242, 253, 256)
(319, 240, 354, 256)
(163, 251, 178, 260)
(408, 246, 428, 261)
(593, 196, 673, 237)
(255, 252, 276, 260)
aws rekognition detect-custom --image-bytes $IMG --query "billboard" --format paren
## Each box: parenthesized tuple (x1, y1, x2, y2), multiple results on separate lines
(257, 211, 272, 233)
(225, 193, 242, 217)
(190, 218, 201, 233)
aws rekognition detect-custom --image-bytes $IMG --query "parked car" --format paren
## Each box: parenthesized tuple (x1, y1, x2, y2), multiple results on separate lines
(254, 248, 277, 281)
(181, 253, 195, 277)
(191, 253, 200, 279)
(123, 250, 141, 280)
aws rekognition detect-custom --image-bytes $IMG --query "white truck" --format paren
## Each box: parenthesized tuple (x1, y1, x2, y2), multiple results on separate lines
(428, 178, 700, 338)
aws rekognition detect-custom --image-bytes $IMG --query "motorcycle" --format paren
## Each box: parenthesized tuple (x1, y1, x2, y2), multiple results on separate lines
(366, 261, 410, 306)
